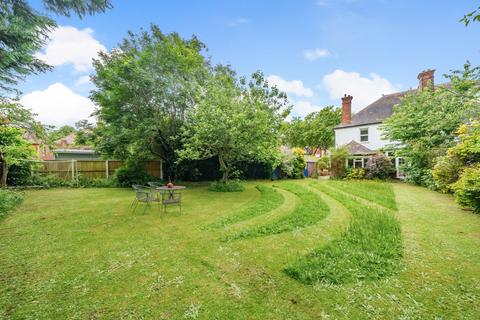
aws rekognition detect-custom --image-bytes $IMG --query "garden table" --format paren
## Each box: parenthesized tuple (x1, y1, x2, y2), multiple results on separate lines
(156, 186, 186, 213)
(156, 186, 186, 200)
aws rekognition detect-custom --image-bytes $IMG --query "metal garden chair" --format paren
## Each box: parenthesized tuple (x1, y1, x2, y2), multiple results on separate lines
(161, 190, 182, 214)
(131, 184, 159, 214)
(147, 181, 163, 201)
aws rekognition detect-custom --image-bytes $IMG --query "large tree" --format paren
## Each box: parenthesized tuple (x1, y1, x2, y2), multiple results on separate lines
(284, 106, 341, 154)
(0, 0, 111, 94)
(178, 67, 289, 182)
(381, 63, 480, 185)
(91, 25, 210, 177)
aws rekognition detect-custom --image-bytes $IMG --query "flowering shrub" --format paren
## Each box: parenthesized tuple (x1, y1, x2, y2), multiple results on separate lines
(365, 153, 395, 180)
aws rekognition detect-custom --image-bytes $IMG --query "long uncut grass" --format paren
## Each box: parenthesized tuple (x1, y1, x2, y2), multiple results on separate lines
(206, 185, 284, 229)
(325, 180, 397, 210)
(284, 182, 402, 285)
(223, 183, 329, 241)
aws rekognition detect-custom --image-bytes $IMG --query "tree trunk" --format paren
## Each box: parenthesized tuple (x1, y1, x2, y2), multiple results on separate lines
(218, 155, 229, 182)
(0, 159, 7, 188)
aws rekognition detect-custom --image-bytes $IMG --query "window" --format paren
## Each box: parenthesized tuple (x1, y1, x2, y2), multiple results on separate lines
(360, 128, 369, 142)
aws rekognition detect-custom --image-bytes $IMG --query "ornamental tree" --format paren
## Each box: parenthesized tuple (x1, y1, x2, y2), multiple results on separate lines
(178, 67, 289, 182)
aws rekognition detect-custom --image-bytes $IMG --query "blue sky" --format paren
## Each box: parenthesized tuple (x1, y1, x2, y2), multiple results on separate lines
(20, 0, 480, 126)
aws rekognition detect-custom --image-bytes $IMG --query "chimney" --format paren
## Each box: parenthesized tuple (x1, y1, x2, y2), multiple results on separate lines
(417, 69, 435, 91)
(341, 94, 353, 125)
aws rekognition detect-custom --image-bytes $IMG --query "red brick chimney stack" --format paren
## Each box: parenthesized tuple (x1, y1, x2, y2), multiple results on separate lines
(341, 94, 353, 125)
(417, 69, 435, 91)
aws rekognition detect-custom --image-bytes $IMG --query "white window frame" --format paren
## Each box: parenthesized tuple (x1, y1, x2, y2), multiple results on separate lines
(359, 128, 369, 143)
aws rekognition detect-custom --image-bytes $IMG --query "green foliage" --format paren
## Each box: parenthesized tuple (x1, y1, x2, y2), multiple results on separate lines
(91, 25, 210, 177)
(325, 179, 398, 211)
(208, 180, 245, 193)
(225, 183, 329, 240)
(449, 120, 480, 164)
(461, 5, 480, 26)
(432, 154, 464, 193)
(0, 0, 111, 93)
(178, 67, 288, 182)
(47, 125, 75, 143)
(206, 185, 284, 228)
(290, 148, 306, 179)
(452, 165, 480, 212)
(284, 106, 341, 151)
(0, 188, 23, 220)
(0, 126, 35, 187)
(345, 167, 365, 180)
(381, 63, 480, 187)
(286, 182, 402, 285)
(365, 153, 395, 180)
(330, 147, 348, 178)
(316, 156, 329, 171)
(113, 161, 157, 187)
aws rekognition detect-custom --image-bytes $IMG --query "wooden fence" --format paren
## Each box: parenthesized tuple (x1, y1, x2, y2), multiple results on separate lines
(34, 160, 163, 180)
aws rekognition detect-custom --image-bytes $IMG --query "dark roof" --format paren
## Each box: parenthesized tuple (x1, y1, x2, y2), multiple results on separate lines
(335, 83, 451, 129)
(344, 140, 376, 155)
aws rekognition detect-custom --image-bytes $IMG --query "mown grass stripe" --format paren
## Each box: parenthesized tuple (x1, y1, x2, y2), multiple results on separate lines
(324, 180, 397, 211)
(222, 183, 329, 241)
(205, 185, 284, 229)
(284, 182, 403, 285)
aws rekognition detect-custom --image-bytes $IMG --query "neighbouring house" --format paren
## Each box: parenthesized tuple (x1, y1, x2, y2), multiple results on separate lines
(53, 133, 99, 160)
(334, 69, 441, 178)
(23, 132, 54, 160)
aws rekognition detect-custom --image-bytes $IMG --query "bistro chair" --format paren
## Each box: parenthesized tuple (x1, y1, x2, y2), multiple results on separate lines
(131, 184, 158, 214)
(147, 181, 163, 201)
(161, 190, 182, 214)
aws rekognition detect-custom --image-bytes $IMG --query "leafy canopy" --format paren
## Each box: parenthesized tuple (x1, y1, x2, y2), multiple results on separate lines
(0, 0, 111, 94)
(91, 25, 210, 175)
(178, 67, 289, 182)
(284, 106, 341, 152)
(381, 63, 480, 185)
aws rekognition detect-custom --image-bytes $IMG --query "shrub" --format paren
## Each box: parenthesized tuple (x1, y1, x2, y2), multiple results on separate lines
(330, 147, 348, 178)
(290, 148, 306, 179)
(432, 154, 464, 193)
(113, 160, 156, 187)
(279, 148, 306, 179)
(316, 156, 329, 171)
(452, 165, 480, 212)
(0, 189, 23, 220)
(345, 168, 365, 180)
(365, 153, 395, 180)
(208, 179, 245, 192)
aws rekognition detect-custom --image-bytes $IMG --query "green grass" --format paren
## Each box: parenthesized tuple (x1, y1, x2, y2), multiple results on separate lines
(1, 180, 480, 319)
(285, 182, 402, 285)
(0, 189, 23, 220)
(324, 179, 398, 210)
(205, 185, 284, 229)
(223, 182, 330, 241)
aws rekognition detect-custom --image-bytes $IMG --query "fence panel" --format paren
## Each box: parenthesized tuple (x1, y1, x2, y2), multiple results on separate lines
(76, 160, 107, 179)
(32, 160, 163, 180)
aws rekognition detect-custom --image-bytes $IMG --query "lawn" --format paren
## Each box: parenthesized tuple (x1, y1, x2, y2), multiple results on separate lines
(1, 180, 479, 319)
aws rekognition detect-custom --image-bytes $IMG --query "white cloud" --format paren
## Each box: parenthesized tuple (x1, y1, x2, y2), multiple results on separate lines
(20, 83, 96, 127)
(322, 70, 401, 111)
(75, 75, 91, 86)
(229, 18, 249, 26)
(303, 48, 331, 61)
(267, 75, 313, 97)
(290, 100, 322, 118)
(36, 26, 106, 73)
